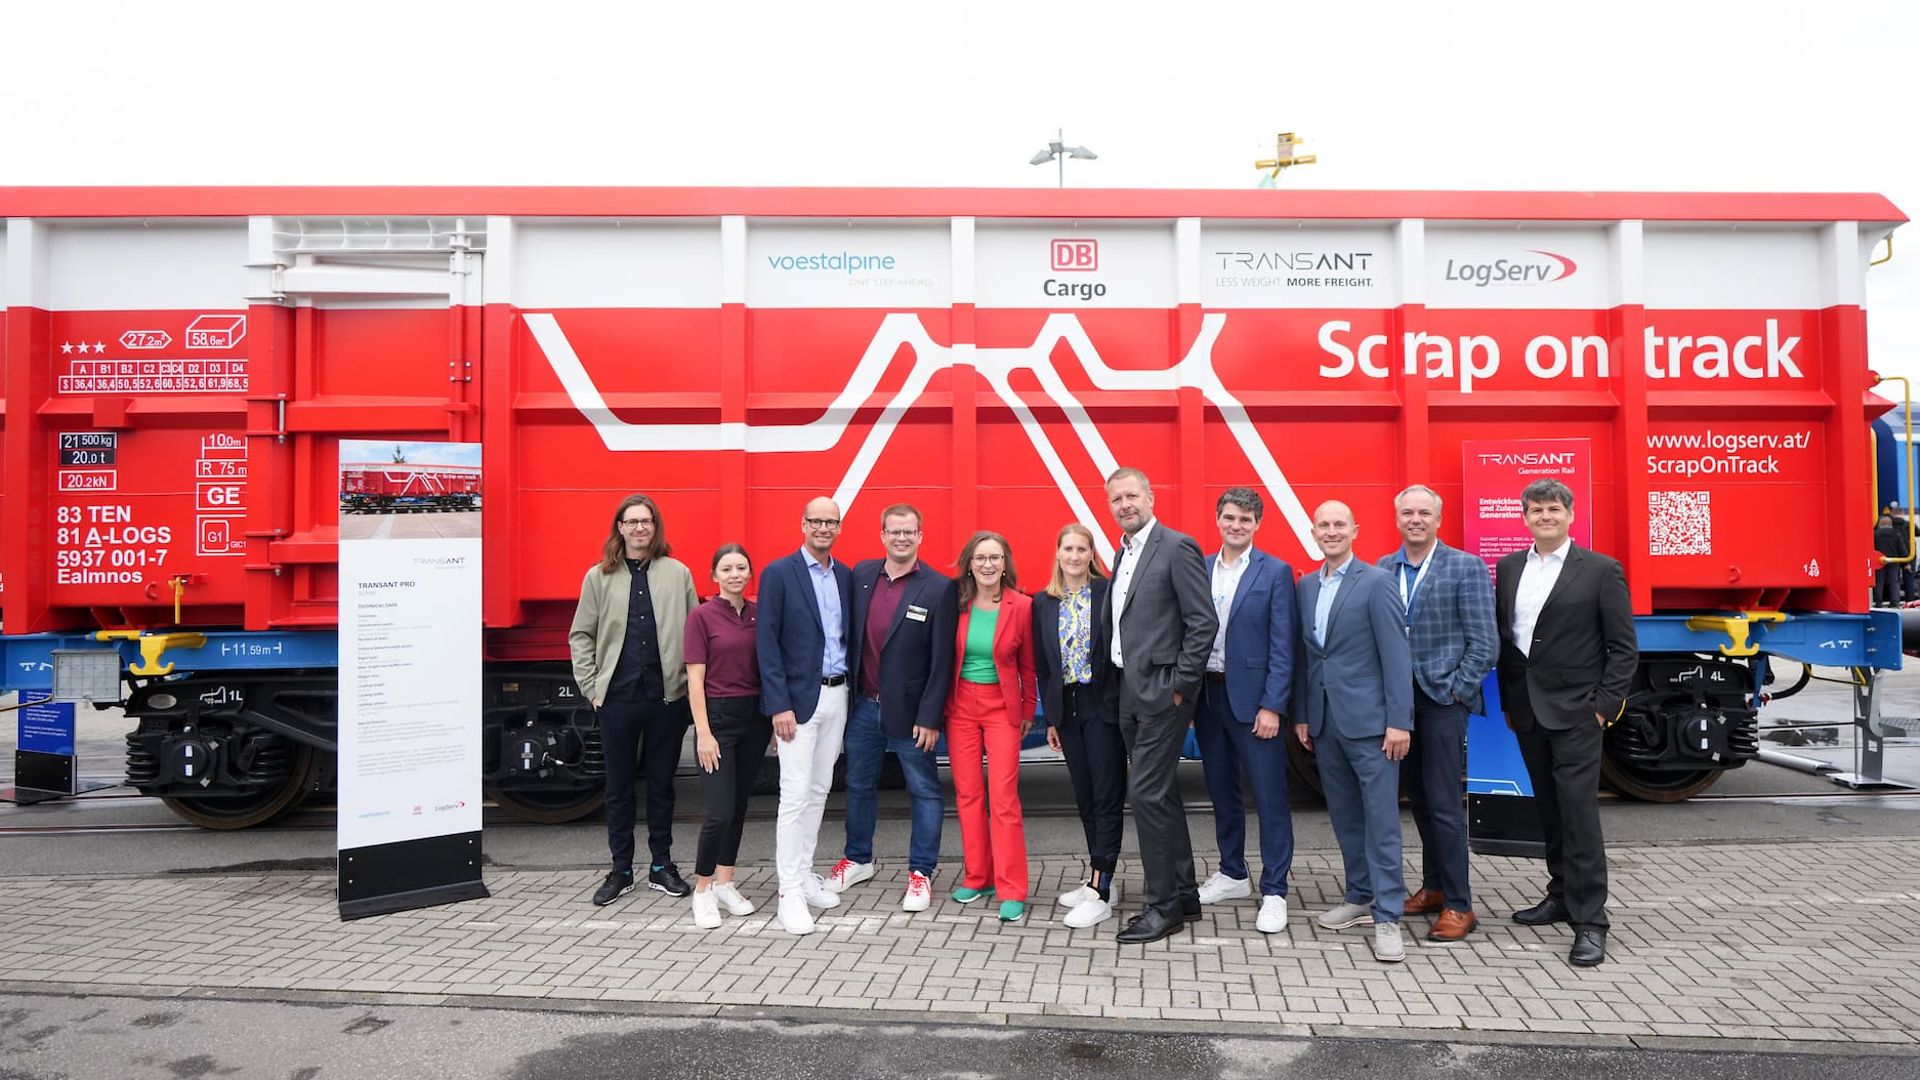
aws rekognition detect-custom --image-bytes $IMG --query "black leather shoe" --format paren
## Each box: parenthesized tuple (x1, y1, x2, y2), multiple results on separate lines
(648, 864, 692, 897)
(1116, 908, 1186, 945)
(1512, 897, 1570, 926)
(592, 871, 635, 906)
(1569, 929, 1607, 967)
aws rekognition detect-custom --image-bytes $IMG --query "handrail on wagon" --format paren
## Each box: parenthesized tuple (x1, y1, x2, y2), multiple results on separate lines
(1874, 374, 1917, 566)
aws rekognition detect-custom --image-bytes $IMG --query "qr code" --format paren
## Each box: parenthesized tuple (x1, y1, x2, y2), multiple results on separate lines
(1649, 490, 1711, 555)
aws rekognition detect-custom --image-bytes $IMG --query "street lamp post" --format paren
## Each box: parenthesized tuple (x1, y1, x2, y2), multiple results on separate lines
(1029, 129, 1098, 187)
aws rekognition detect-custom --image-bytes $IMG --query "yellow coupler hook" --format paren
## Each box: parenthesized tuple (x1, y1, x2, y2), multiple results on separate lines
(93, 630, 210, 676)
(1683, 611, 1788, 658)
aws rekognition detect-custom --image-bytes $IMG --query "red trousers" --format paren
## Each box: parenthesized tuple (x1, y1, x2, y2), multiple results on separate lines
(946, 679, 1029, 901)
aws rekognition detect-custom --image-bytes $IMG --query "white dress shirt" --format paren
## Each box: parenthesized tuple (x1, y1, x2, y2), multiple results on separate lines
(1109, 517, 1158, 667)
(1510, 540, 1570, 657)
(1207, 547, 1251, 672)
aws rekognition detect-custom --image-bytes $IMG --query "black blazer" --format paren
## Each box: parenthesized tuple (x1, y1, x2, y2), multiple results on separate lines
(1032, 579, 1118, 727)
(847, 559, 957, 737)
(1493, 543, 1639, 732)
(1098, 522, 1217, 714)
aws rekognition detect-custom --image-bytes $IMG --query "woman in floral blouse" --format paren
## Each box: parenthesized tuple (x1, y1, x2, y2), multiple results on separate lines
(1030, 523, 1125, 929)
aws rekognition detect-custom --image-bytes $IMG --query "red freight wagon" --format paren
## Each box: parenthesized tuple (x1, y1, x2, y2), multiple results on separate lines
(339, 462, 483, 513)
(0, 187, 1907, 827)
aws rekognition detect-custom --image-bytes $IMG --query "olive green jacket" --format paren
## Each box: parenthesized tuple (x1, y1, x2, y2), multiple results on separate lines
(568, 556, 699, 704)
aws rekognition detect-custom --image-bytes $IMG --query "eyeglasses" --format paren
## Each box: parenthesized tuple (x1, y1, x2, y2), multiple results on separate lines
(971, 554, 1005, 565)
(619, 518, 655, 530)
(804, 517, 842, 529)
(883, 529, 920, 540)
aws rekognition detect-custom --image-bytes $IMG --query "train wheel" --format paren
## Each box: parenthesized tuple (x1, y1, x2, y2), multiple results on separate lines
(161, 745, 317, 830)
(486, 783, 606, 824)
(1284, 736, 1323, 801)
(1599, 754, 1721, 802)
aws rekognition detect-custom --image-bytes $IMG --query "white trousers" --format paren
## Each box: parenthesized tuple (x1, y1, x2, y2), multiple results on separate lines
(775, 684, 849, 896)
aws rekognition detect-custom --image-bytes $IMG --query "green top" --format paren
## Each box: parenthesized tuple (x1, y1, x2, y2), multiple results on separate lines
(960, 604, 1000, 683)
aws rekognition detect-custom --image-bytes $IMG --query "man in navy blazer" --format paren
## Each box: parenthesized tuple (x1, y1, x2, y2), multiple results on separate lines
(757, 497, 856, 936)
(1192, 488, 1299, 935)
(827, 503, 957, 912)
(1293, 499, 1414, 963)
(1378, 484, 1496, 943)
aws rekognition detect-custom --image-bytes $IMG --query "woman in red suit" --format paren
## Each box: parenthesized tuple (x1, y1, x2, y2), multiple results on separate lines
(945, 530, 1038, 923)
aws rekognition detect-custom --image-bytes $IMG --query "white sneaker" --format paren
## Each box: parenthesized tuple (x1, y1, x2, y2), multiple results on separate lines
(1057, 882, 1099, 908)
(802, 874, 841, 909)
(777, 893, 815, 936)
(826, 858, 875, 893)
(691, 889, 722, 930)
(1256, 895, 1288, 934)
(902, 871, 932, 912)
(1064, 897, 1113, 929)
(1316, 901, 1373, 930)
(711, 883, 755, 916)
(1371, 921, 1407, 962)
(1198, 872, 1252, 905)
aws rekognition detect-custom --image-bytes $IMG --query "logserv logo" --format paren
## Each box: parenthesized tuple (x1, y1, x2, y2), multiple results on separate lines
(1443, 250, 1578, 287)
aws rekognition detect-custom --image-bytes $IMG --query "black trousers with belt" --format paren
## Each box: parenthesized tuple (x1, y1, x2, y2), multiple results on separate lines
(599, 695, 692, 874)
(695, 694, 771, 877)
(1513, 715, 1609, 930)
(1052, 682, 1128, 874)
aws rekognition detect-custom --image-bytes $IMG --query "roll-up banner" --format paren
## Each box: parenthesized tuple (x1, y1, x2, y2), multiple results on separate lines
(1462, 438, 1592, 857)
(336, 441, 489, 919)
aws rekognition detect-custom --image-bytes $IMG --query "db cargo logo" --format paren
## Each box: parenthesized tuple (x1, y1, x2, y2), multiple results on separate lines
(1443, 250, 1577, 287)
(1050, 239, 1098, 271)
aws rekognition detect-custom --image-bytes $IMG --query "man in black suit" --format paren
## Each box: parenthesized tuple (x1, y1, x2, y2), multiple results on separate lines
(1100, 467, 1218, 945)
(828, 504, 957, 913)
(1494, 478, 1638, 967)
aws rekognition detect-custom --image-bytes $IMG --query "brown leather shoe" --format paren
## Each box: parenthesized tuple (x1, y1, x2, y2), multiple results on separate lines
(1427, 908, 1478, 942)
(1403, 887, 1446, 916)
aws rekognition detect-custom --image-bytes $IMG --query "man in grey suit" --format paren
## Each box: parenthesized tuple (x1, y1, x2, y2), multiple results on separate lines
(1293, 500, 1414, 963)
(1100, 467, 1218, 945)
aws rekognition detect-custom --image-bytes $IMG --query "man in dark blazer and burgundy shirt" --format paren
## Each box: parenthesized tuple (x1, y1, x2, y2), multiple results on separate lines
(1494, 478, 1638, 967)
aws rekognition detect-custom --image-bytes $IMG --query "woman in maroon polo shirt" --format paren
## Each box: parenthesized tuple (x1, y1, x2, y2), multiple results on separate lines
(683, 543, 772, 930)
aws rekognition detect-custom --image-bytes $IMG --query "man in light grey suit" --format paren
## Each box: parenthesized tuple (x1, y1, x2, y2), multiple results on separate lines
(1100, 467, 1218, 945)
(1293, 500, 1414, 963)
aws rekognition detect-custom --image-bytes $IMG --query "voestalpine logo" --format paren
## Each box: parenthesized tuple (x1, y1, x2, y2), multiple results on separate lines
(764, 251, 898, 274)
(1443, 250, 1578, 287)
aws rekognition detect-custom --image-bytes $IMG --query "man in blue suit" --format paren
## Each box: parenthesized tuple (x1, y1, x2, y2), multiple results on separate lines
(1293, 499, 1414, 963)
(1378, 484, 1496, 943)
(757, 497, 856, 936)
(1193, 488, 1299, 935)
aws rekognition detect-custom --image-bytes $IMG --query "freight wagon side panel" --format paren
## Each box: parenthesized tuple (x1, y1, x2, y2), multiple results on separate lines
(16, 222, 253, 632)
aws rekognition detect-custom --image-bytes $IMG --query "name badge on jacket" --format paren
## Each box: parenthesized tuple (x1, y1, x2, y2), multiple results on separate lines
(904, 605, 929, 622)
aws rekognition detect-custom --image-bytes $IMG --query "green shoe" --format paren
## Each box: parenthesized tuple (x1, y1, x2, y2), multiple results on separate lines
(998, 900, 1027, 923)
(952, 885, 996, 904)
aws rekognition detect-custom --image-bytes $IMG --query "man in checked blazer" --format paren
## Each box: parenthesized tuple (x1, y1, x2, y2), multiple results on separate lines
(1494, 477, 1638, 968)
(1376, 484, 1496, 942)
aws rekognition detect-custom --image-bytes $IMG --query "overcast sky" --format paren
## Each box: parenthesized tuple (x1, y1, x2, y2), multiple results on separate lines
(5, 0, 1915, 375)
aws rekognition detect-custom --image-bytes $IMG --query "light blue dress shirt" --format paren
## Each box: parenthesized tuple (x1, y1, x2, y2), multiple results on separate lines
(1313, 557, 1355, 647)
(804, 549, 847, 677)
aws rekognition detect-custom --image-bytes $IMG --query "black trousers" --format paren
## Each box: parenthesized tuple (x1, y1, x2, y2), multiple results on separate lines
(600, 695, 691, 874)
(1875, 563, 1903, 606)
(1402, 688, 1471, 909)
(1117, 692, 1197, 918)
(695, 695, 772, 877)
(1514, 715, 1609, 931)
(1053, 682, 1128, 874)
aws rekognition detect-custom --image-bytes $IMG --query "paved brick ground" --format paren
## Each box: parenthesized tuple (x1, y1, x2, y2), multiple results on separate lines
(3, 837, 1917, 1045)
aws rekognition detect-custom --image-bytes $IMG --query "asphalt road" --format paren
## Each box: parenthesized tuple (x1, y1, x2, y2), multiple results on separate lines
(2, 994, 1916, 1080)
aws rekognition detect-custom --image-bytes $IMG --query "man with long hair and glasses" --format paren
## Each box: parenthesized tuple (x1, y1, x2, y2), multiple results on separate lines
(570, 494, 700, 907)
